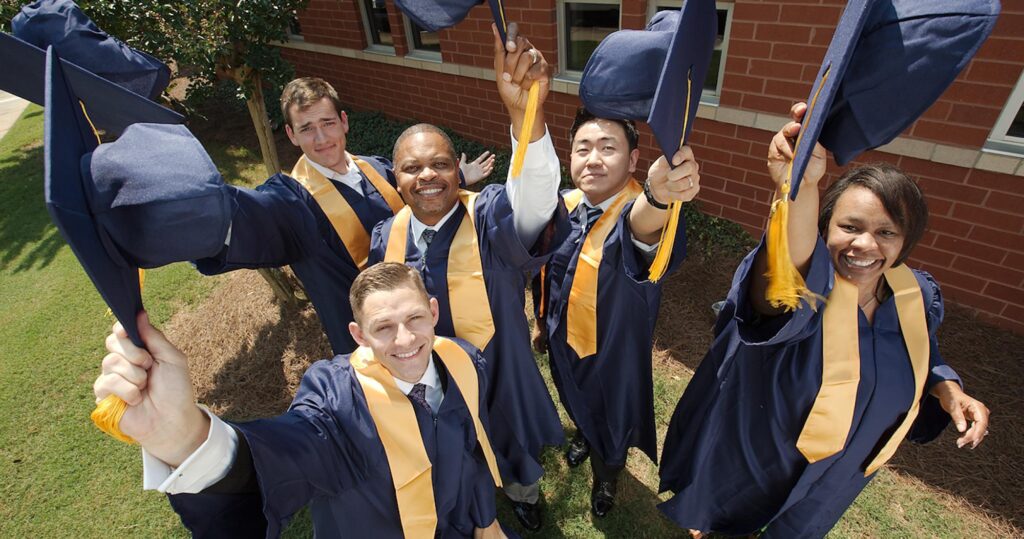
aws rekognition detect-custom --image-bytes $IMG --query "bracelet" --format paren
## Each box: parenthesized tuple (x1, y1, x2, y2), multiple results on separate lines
(643, 179, 670, 210)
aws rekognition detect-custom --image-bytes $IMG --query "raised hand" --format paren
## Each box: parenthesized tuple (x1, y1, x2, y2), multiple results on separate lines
(647, 146, 701, 205)
(493, 22, 550, 141)
(460, 150, 496, 186)
(93, 312, 209, 466)
(766, 102, 827, 190)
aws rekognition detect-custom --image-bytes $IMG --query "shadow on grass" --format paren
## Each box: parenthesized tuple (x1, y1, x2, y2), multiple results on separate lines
(0, 109, 66, 274)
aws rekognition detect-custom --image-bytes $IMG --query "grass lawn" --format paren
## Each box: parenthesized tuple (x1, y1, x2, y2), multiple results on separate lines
(0, 105, 1015, 538)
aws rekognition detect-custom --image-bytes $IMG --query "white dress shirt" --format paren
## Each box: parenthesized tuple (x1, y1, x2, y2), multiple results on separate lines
(143, 358, 444, 494)
(305, 154, 366, 195)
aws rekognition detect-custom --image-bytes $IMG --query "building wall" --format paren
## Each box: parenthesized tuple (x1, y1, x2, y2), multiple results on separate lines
(282, 0, 1024, 332)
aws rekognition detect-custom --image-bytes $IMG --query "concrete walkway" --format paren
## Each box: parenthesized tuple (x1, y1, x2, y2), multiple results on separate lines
(0, 90, 30, 142)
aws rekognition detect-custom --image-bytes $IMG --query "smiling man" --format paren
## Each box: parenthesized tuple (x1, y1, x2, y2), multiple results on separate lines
(187, 77, 493, 355)
(366, 25, 568, 530)
(94, 263, 510, 538)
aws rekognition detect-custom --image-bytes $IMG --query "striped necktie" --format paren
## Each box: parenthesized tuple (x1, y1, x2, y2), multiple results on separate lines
(583, 205, 603, 233)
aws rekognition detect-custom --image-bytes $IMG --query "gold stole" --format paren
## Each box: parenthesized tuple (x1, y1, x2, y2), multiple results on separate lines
(351, 337, 501, 539)
(796, 264, 930, 476)
(383, 192, 495, 352)
(562, 181, 643, 358)
(290, 154, 405, 269)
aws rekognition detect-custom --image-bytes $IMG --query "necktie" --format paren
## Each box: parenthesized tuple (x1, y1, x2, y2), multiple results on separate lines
(408, 383, 432, 414)
(583, 205, 603, 234)
(421, 228, 436, 248)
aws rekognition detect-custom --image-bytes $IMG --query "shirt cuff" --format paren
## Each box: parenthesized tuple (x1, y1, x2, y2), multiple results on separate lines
(142, 405, 238, 494)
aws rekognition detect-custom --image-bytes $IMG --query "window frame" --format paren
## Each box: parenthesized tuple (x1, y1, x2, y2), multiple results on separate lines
(986, 70, 1024, 156)
(555, 0, 622, 81)
(357, 0, 396, 55)
(286, 15, 304, 42)
(648, 0, 733, 106)
(402, 15, 443, 62)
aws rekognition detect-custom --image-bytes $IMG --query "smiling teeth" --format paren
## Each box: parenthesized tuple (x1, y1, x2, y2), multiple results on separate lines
(846, 256, 877, 268)
(395, 349, 418, 358)
(419, 188, 442, 195)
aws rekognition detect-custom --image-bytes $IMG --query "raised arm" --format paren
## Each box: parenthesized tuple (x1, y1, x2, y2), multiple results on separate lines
(628, 147, 701, 244)
(749, 102, 828, 316)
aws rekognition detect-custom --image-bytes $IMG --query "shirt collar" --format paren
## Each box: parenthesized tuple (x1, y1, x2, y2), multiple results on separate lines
(305, 153, 363, 192)
(408, 201, 461, 245)
(581, 187, 627, 212)
(391, 356, 441, 395)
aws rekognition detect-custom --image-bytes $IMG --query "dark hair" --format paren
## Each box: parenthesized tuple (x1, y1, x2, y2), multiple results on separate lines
(280, 77, 344, 128)
(818, 163, 928, 267)
(569, 107, 639, 152)
(349, 262, 429, 323)
(392, 123, 457, 163)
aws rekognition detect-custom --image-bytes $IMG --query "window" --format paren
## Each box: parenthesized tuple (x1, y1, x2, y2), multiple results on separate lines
(651, 1, 733, 103)
(286, 16, 303, 41)
(557, 0, 621, 77)
(404, 16, 441, 60)
(987, 71, 1024, 155)
(358, 0, 394, 52)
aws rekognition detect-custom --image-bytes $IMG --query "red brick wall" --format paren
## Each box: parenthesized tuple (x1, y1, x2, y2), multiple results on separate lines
(282, 0, 1024, 333)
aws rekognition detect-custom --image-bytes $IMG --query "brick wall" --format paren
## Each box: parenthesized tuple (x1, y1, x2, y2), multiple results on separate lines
(282, 0, 1024, 333)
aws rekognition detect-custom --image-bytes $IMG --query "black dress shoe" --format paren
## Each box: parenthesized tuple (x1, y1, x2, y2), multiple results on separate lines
(511, 500, 543, 531)
(565, 434, 590, 467)
(590, 480, 616, 518)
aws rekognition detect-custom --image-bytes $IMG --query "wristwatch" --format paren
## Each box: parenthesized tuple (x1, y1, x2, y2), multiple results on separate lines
(643, 178, 670, 210)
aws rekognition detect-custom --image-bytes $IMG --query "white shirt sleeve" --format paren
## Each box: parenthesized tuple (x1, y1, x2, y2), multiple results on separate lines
(505, 125, 561, 250)
(142, 406, 239, 494)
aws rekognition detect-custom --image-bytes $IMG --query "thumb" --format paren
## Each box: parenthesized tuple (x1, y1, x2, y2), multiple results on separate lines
(460, 152, 467, 165)
(137, 311, 183, 364)
(948, 401, 967, 432)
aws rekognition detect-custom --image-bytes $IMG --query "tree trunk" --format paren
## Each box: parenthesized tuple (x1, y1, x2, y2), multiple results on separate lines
(238, 68, 303, 305)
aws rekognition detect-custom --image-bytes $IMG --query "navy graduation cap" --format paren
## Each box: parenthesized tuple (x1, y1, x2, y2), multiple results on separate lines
(44, 46, 231, 347)
(580, 0, 718, 161)
(395, 0, 511, 44)
(787, 0, 1001, 199)
(2, 0, 182, 135)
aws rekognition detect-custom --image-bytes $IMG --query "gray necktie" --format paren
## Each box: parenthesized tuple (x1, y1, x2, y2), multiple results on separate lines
(583, 205, 603, 233)
(421, 228, 436, 248)
(408, 383, 432, 414)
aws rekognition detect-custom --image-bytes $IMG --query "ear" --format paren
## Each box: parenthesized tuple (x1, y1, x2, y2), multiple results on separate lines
(628, 148, 640, 173)
(340, 110, 349, 134)
(285, 123, 299, 147)
(429, 297, 440, 327)
(349, 321, 368, 347)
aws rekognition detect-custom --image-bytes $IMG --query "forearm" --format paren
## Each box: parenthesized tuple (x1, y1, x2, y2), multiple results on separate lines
(506, 125, 560, 247)
(749, 180, 820, 314)
(143, 407, 236, 493)
(627, 196, 669, 245)
(509, 104, 547, 143)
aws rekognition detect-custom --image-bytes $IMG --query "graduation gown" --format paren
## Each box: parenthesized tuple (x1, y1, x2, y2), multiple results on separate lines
(193, 156, 397, 354)
(369, 184, 569, 486)
(657, 238, 960, 538)
(537, 192, 688, 466)
(167, 339, 499, 539)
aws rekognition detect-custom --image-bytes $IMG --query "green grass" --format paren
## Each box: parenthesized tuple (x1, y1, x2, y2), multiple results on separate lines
(0, 105, 1013, 538)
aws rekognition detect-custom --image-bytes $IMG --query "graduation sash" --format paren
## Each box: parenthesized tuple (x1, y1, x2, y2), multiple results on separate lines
(351, 337, 501, 539)
(562, 180, 643, 358)
(796, 264, 930, 476)
(383, 192, 495, 352)
(291, 154, 404, 269)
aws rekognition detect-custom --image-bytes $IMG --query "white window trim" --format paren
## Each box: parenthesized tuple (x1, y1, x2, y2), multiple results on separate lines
(985, 70, 1024, 156)
(403, 15, 442, 62)
(356, 0, 396, 55)
(555, 0, 622, 81)
(648, 0, 733, 106)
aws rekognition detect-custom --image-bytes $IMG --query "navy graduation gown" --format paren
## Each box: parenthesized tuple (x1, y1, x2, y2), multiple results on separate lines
(537, 194, 688, 466)
(657, 238, 960, 538)
(193, 156, 397, 354)
(168, 339, 499, 539)
(369, 185, 569, 486)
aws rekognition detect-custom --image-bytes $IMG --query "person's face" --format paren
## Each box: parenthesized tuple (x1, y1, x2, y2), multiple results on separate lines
(569, 120, 639, 205)
(349, 285, 439, 384)
(394, 132, 461, 226)
(285, 97, 349, 172)
(826, 186, 905, 289)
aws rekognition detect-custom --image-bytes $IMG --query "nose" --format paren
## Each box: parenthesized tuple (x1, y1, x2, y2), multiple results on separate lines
(394, 323, 416, 348)
(585, 149, 602, 168)
(313, 126, 326, 144)
(418, 166, 438, 182)
(850, 231, 877, 252)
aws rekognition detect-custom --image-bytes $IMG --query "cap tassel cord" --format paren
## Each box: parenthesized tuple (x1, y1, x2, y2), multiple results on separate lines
(81, 99, 139, 444)
(510, 82, 540, 178)
(648, 70, 692, 282)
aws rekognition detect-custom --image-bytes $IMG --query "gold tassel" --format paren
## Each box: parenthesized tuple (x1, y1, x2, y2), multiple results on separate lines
(510, 82, 540, 178)
(93, 268, 145, 444)
(764, 182, 815, 311)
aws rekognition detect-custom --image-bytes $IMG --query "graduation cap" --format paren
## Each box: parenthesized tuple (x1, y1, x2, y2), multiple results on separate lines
(2, 0, 182, 135)
(765, 0, 1000, 310)
(579, 0, 718, 281)
(394, 0, 539, 176)
(45, 46, 230, 442)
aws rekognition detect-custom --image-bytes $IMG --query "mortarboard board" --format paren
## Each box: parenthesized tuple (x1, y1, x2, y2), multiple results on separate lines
(44, 47, 230, 348)
(788, 0, 1001, 200)
(764, 0, 999, 311)
(395, 0, 511, 44)
(2, 0, 182, 135)
(578, 0, 717, 282)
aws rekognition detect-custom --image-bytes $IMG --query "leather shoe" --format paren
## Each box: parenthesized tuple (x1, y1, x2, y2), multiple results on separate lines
(590, 480, 616, 518)
(511, 500, 542, 531)
(565, 434, 590, 467)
